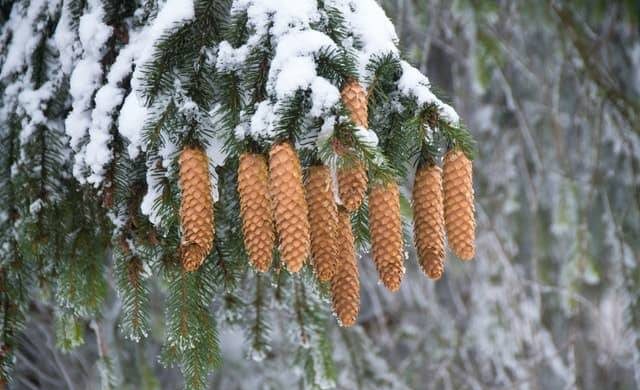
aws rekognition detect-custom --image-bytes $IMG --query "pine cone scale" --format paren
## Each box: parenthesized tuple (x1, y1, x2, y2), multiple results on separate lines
(305, 165, 338, 281)
(341, 79, 368, 128)
(443, 150, 476, 260)
(269, 142, 310, 272)
(413, 165, 445, 279)
(331, 210, 360, 327)
(338, 80, 369, 212)
(369, 182, 404, 291)
(238, 153, 275, 272)
(179, 147, 214, 272)
(337, 162, 368, 212)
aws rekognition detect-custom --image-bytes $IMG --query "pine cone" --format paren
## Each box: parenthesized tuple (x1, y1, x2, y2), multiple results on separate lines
(268, 142, 310, 273)
(305, 165, 338, 281)
(337, 162, 368, 212)
(369, 182, 404, 292)
(341, 79, 368, 127)
(443, 149, 476, 260)
(337, 79, 369, 212)
(331, 210, 360, 327)
(413, 164, 445, 279)
(238, 153, 275, 272)
(179, 147, 214, 272)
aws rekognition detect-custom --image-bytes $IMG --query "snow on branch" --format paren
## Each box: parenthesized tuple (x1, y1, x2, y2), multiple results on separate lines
(118, 0, 196, 161)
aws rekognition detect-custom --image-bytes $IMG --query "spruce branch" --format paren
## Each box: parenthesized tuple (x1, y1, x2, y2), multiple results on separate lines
(248, 274, 271, 362)
(115, 252, 150, 342)
(315, 4, 351, 46)
(161, 259, 221, 389)
(439, 120, 475, 160)
(274, 90, 312, 142)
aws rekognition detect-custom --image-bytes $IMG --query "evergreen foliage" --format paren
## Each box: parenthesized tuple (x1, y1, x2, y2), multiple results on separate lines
(0, 0, 474, 387)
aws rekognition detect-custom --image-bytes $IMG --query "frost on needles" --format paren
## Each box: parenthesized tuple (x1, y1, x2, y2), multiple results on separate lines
(0, 0, 474, 388)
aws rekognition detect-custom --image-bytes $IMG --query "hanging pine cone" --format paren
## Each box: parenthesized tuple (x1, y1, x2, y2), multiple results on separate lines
(341, 79, 368, 128)
(331, 209, 360, 327)
(338, 79, 369, 212)
(305, 165, 338, 281)
(443, 149, 476, 260)
(238, 153, 275, 272)
(369, 182, 404, 291)
(179, 147, 214, 272)
(337, 162, 368, 213)
(269, 142, 310, 273)
(413, 164, 445, 279)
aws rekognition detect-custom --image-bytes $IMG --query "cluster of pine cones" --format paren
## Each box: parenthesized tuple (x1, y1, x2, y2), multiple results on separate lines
(177, 80, 476, 327)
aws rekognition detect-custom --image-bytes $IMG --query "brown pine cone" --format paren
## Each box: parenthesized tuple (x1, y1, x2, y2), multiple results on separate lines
(305, 165, 338, 281)
(238, 153, 275, 272)
(337, 162, 368, 212)
(268, 142, 310, 273)
(338, 79, 369, 212)
(443, 149, 476, 260)
(369, 182, 404, 292)
(341, 79, 368, 128)
(413, 164, 445, 279)
(331, 209, 360, 327)
(179, 147, 214, 272)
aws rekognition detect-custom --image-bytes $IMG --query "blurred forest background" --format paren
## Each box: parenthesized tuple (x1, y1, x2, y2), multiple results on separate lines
(9, 0, 640, 389)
